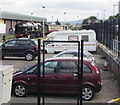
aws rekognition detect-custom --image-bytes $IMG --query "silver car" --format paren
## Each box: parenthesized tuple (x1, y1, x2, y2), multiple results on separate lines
(53, 50, 95, 62)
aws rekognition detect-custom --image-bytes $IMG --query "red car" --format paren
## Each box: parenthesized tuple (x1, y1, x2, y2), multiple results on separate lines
(12, 57, 102, 101)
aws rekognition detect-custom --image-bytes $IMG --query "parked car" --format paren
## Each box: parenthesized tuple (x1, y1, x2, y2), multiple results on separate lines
(12, 57, 102, 101)
(53, 50, 95, 62)
(0, 38, 38, 61)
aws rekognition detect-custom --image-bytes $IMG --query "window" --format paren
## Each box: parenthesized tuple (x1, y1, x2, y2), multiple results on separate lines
(83, 64, 92, 73)
(47, 37, 53, 41)
(58, 61, 77, 73)
(16, 40, 31, 45)
(25, 62, 58, 75)
(25, 66, 37, 75)
(58, 52, 77, 57)
(45, 37, 53, 45)
(81, 35, 89, 42)
(68, 36, 78, 41)
(41, 62, 58, 74)
(57, 61, 91, 73)
(5, 40, 16, 46)
(75, 63, 92, 73)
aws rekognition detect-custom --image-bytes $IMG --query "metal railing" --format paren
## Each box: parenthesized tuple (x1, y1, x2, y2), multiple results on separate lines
(113, 39, 120, 57)
(82, 17, 120, 58)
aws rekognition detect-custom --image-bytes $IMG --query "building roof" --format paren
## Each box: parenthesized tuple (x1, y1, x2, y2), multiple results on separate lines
(0, 11, 46, 22)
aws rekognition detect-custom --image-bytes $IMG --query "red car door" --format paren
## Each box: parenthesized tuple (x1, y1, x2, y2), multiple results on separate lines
(52, 61, 78, 94)
(23, 62, 58, 93)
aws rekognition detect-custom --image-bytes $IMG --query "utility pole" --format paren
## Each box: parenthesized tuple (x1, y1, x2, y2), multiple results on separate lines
(64, 12, 66, 30)
(31, 13, 33, 22)
(42, 6, 45, 37)
(103, 10, 106, 20)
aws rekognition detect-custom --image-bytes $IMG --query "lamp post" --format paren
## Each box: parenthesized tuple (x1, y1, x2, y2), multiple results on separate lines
(51, 16, 53, 23)
(42, 6, 45, 37)
(113, 4, 118, 16)
(76, 16, 79, 30)
(64, 12, 66, 30)
(76, 16, 79, 25)
(31, 13, 33, 22)
(97, 13, 99, 19)
(103, 10, 106, 20)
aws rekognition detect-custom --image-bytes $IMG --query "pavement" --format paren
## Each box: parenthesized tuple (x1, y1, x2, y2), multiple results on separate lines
(7, 53, 118, 104)
(0, 51, 119, 104)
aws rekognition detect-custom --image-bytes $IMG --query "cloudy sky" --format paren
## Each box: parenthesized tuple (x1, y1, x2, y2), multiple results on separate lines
(0, 0, 120, 21)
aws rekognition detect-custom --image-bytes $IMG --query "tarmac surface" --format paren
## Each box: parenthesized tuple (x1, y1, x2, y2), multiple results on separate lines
(1, 53, 119, 104)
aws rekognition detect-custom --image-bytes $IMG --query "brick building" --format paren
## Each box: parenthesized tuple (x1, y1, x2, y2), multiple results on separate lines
(0, 11, 46, 35)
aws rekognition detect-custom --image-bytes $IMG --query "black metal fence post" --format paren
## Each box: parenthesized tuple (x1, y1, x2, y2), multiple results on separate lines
(103, 21, 105, 45)
(105, 21, 107, 47)
(118, 17, 120, 57)
(80, 40, 83, 105)
(112, 19, 114, 51)
(107, 20, 110, 49)
(42, 40, 83, 105)
(77, 40, 83, 105)
(109, 19, 112, 49)
(37, 39, 41, 105)
(100, 21, 103, 43)
(106, 20, 109, 47)
(42, 41, 45, 105)
(77, 41, 80, 105)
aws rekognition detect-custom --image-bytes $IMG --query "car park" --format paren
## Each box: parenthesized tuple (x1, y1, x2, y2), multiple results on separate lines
(12, 57, 102, 101)
(0, 38, 38, 61)
(53, 50, 95, 62)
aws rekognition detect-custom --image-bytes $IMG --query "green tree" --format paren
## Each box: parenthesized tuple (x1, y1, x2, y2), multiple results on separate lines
(82, 19, 88, 24)
(55, 19, 61, 25)
(108, 14, 120, 20)
(82, 16, 98, 25)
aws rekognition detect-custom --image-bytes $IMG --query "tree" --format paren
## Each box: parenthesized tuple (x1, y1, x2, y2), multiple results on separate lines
(108, 14, 120, 20)
(82, 19, 88, 24)
(55, 19, 61, 25)
(82, 16, 98, 25)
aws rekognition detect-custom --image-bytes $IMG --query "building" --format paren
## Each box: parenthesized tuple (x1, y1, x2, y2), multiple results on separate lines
(0, 11, 46, 35)
(47, 24, 68, 33)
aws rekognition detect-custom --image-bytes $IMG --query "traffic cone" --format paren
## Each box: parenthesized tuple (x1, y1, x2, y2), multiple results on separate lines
(103, 61, 109, 71)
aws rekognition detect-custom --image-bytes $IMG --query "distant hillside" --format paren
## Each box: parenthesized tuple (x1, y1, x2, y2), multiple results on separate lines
(47, 19, 83, 25)
(66, 19, 83, 25)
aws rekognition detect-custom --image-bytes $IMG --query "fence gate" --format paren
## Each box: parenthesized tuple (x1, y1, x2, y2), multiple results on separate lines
(37, 39, 84, 105)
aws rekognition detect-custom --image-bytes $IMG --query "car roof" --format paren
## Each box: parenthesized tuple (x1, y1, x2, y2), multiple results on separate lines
(7, 38, 37, 42)
(53, 50, 92, 57)
(45, 57, 91, 62)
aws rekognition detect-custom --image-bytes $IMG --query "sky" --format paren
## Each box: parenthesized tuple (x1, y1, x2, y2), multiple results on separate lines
(0, 0, 120, 22)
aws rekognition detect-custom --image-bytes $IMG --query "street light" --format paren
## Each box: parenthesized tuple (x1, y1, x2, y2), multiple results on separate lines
(103, 10, 106, 20)
(42, 6, 45, 37)
(113, 4, 118, 16)
(64, 12, 66, 30)
(31, 13, 33, 22)
(51, 16, 53, 23)
(97, 13, 99, 19)
(76, 16, 79, 25)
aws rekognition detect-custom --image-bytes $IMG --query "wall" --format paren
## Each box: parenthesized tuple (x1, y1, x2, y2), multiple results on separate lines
(97, 42, 120, 97)
(0, 19, 4, 24)
(5, 20, 10, 34)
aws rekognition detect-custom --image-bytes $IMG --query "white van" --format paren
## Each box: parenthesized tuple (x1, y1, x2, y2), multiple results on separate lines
(42, 29, 96, 53)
